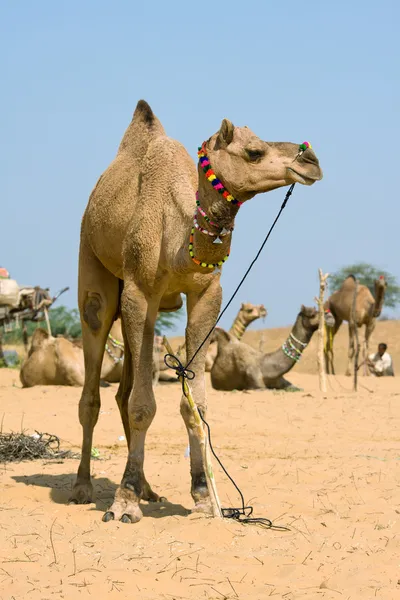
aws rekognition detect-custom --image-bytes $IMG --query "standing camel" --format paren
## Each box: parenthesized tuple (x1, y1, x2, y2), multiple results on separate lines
(69, 100, 323, 523)
(324, 275, 387, 376)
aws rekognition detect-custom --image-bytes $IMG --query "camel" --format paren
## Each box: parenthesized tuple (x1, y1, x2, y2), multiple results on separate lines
(205, 301, 267, 370)
(19, 320, 167, 387)
(175, 302, 267, 371)
(324, 275, 387, 376)
(211, 305, 319, 391)
(20, 320, 125, 387)
(69, 99, 323, 523)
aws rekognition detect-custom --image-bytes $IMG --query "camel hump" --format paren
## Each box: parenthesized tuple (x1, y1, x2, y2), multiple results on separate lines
(340, 275, 357, 290)
(117, 99, 166, 159)
(135, 100, 155, 126)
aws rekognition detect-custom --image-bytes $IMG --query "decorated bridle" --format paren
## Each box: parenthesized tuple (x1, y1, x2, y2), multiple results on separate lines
(190, 141, 312, 270)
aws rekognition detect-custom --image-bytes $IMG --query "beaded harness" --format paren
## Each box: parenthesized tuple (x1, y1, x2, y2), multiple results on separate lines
(190, 140, 312, 270)
(105, 334, 124, 364)
(281, 332, 308, 363)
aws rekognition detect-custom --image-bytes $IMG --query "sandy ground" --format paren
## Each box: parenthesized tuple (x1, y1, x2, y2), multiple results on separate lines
(0, 360, 399, 599)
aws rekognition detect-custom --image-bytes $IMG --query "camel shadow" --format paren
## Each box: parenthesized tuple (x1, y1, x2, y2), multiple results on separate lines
(12, 472, 189, 518)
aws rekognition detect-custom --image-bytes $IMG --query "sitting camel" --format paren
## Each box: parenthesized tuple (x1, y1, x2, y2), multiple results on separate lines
(20, 320, 125, 387)
(324, 275, 387, 376)
(19, 320, 165, 387)
(211, 305, 319, 391)
(69, 99, 322, 522)
(175, 302, 267, 371)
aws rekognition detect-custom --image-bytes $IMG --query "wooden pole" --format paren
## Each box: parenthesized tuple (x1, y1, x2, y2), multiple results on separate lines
(314, 269, 330, 394)
(162, 336, 222, 518)
(352, 279, 360, 391)
(44, 307, 52, 337)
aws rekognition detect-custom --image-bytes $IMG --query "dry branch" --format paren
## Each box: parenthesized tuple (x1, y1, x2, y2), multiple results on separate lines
(0, 431, 80, 462)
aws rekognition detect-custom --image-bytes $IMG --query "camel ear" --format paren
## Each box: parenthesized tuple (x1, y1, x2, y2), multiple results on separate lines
(217, 119, 234, 147)
(300, 304, 306, 314)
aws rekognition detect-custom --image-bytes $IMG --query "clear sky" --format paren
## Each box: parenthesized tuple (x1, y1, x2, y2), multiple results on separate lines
(1, 0, 399, 335)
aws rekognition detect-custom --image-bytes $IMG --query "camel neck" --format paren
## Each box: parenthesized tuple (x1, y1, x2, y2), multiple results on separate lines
(229, 312, 248, 340)
(373, 284, 385, 317)
(197, 168, 239, 231)
(187, 164, 240, 271)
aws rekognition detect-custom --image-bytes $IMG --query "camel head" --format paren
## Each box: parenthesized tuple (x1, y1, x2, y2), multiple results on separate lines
(375, 275, 387, 294)
(298, 305, 319, 333)
(240, 302, 267, 323)
(204, 121, 323, 201)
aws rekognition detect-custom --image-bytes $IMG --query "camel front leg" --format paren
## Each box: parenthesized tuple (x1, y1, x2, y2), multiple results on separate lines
(345, 322, 356, 377)
(181, 278, 222, 513)
(103, 281, 163, 524)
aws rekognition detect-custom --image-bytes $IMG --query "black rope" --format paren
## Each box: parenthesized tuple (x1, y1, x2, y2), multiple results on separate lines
(198, 408, 289, 530)
(185, 183, 295, 371)
(164, 183, 295, 381)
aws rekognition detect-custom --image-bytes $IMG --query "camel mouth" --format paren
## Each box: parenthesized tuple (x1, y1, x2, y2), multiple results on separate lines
(287, 168, 320, 186)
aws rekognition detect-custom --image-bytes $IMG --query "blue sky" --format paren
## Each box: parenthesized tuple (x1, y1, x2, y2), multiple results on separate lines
(1, 0, 399, 335)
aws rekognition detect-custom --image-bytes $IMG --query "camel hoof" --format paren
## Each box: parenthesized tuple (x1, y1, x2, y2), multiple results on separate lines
(102, 511, 115, 522)
(148, 495, 167, 503)
(191, 501, 213, 515)
(120, 514, 132, 523)
(68, 483, 93, 505)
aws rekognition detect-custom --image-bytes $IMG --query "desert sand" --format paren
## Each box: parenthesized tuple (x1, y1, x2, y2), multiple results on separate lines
(0, 322, 399, 599)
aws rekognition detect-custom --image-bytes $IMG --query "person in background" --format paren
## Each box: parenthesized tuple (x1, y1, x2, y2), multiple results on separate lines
(0, 267, 10, 278)
(367, 343, 394, 376)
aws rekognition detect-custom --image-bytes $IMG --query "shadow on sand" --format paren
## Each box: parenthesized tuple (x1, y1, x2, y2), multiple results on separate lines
(13, 472, 189, 518)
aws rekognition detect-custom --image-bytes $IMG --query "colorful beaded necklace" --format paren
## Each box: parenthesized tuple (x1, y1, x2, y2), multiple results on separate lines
(189, 226, 230, 269)
(198, 142, 243, 207)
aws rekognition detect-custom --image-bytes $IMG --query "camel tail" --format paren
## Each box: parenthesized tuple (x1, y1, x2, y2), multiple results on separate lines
(117, 100, 166, 161)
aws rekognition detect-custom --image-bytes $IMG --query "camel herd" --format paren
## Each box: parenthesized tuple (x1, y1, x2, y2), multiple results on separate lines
(10, 100, 390, 524)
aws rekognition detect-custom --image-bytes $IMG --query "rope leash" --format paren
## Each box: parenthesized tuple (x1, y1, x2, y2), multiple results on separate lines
(164, 183, 297, 531)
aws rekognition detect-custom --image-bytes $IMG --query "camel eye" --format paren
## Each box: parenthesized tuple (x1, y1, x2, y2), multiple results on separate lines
(246, 149, 264, 162)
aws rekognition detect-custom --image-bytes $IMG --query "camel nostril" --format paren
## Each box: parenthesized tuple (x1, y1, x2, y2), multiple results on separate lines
(301, 149, 319, 165)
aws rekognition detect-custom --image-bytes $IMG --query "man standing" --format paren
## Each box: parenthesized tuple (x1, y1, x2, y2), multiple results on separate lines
(367, 343, 394, 376)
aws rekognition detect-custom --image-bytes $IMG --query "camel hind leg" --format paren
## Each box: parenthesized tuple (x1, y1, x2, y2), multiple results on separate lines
(114, 315, 165, 504)
(69, 241, 119, 505)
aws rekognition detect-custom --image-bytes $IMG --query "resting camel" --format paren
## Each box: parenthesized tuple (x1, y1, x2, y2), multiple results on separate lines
(175, 302, 267, 371)
(69, 100, 323, 522)
(19, 321, 165, 387)
(324, 275, 387, 376)
(211, 305, 319, 391)
(20, 321, 125, 387)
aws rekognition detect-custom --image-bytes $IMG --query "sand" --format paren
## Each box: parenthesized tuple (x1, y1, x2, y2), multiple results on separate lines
(1, 320, 400, 599)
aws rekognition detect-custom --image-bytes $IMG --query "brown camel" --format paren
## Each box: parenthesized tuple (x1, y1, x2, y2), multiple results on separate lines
(175, 302, 267, 371)
(20, 320, 125, 387)
(211, 305, 319, 391)
(324, 275, 387, 376)
(69, 99, 323, 523)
